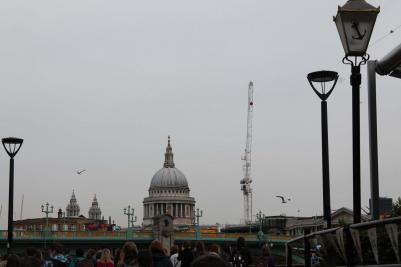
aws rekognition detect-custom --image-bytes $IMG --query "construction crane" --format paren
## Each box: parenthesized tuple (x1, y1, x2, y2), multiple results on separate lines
(240, 81, 254, 225)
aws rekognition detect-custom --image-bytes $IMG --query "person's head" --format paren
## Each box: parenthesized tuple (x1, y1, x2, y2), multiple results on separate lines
(33, 250, 43, 262)
(260, 244, 271, 257)
(100, 249, 112, 262)
(85, 249, 96, 260)
(51, 243, 64, 255)
(6, 254, 21, 267)
(121, 241, 138, 260)
(170, 245, 178, 255)
(209, 244, 220, 254)
(195, 241, 206, 254)
(137, 250, 153, 267)
(191, 254, 229, 267)
(25, 248, 36, 257)
(237, 237, 246, 249)
(149, 240, 165, 255)
(113, 248, 120, 261)
(75, 248, 84, 258)
(183, 241, 191, 250)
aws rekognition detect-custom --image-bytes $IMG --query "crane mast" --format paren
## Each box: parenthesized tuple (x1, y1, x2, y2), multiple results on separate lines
(241, 81, 254, 224)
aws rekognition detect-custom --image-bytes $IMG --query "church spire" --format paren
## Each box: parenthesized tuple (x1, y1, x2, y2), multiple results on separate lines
(163, 136, 175, 168)
(70, 190, 77, 203)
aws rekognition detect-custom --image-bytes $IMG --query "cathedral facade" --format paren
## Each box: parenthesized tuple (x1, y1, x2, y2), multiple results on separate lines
(143, 137, 196, 226)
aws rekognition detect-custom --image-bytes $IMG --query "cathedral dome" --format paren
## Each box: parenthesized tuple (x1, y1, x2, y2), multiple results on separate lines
(149, 136, 189, 190)
(143, 136, 195, 227)
(150, 167, 188, 189)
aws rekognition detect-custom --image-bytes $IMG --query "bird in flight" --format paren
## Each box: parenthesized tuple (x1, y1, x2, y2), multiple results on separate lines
(76, 169, 86, 175)
(275, 196, 291, 203)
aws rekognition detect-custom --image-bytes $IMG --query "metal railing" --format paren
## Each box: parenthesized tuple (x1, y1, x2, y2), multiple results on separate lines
(0, 230, 267, 242)
(285, 216, 401, 266)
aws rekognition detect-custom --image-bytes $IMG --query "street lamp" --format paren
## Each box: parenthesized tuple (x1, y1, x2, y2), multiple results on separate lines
(41, 202, 54, 248)
(193, 208, 203, 240)
(2, 137, 23, 253)
(124, 205, 136, 239)
(41, 203, 54, 231)
(307, 70, 339, 229)
(334, 0, 380, 223)
(255, 210, 265, 232)
(123, 205, 135, 229)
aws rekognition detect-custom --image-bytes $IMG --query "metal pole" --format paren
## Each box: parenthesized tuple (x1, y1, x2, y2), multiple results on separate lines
(321, 100, 331, 228)
(351, 64, 362, 224)
(44, 211, 47, 249)
(286, 244, 293, 267)
(7, 158, 14, 253)
(367, 60, 380, 220)
(304, 228, 311, 267)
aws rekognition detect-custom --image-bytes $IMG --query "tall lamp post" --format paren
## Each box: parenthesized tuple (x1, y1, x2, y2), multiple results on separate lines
(41, 202, 54, 248)
(124, 205, 135, 239)
(334, 0, 380, 223)
(255, 210, 265, 232)
(2, 137, 23, 253)
(193, 208, 203, 240)
(307, 70, 339, 229)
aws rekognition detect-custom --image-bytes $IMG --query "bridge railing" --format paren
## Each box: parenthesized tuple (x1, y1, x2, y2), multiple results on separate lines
(285, 216, 401, 266)
(0, 230, 155, 240)
(0, 230, 264, 242)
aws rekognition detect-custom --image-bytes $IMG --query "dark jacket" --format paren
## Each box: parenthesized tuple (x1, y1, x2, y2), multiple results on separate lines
(152, 252, 172, 267)
(177, 249, 194, 267)
(255, 256, 275, 267)
(230, 247, 253, 267)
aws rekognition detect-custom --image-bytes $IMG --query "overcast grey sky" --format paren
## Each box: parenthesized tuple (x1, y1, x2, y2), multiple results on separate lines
(0, 0, 401, 228)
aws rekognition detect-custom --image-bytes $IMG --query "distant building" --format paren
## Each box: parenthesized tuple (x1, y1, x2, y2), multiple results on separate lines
(143, 137, 196, 226)
(66, 190, 80, 217)
(263, 207, 369, 238)
(88, 194, 102, 220)
(14, 192, 108, 232)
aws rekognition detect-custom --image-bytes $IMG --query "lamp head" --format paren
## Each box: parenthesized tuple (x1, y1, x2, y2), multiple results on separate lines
(2, 137, 23, 158)
(334, 0, 380, 57)
(307, 71, 339, 101)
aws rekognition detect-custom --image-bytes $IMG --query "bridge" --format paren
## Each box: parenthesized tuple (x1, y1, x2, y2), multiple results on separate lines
(0, 230, 290, 247)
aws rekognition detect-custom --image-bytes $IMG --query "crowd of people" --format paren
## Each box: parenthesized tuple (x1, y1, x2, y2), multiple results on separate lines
(0, 237, 275, 267)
